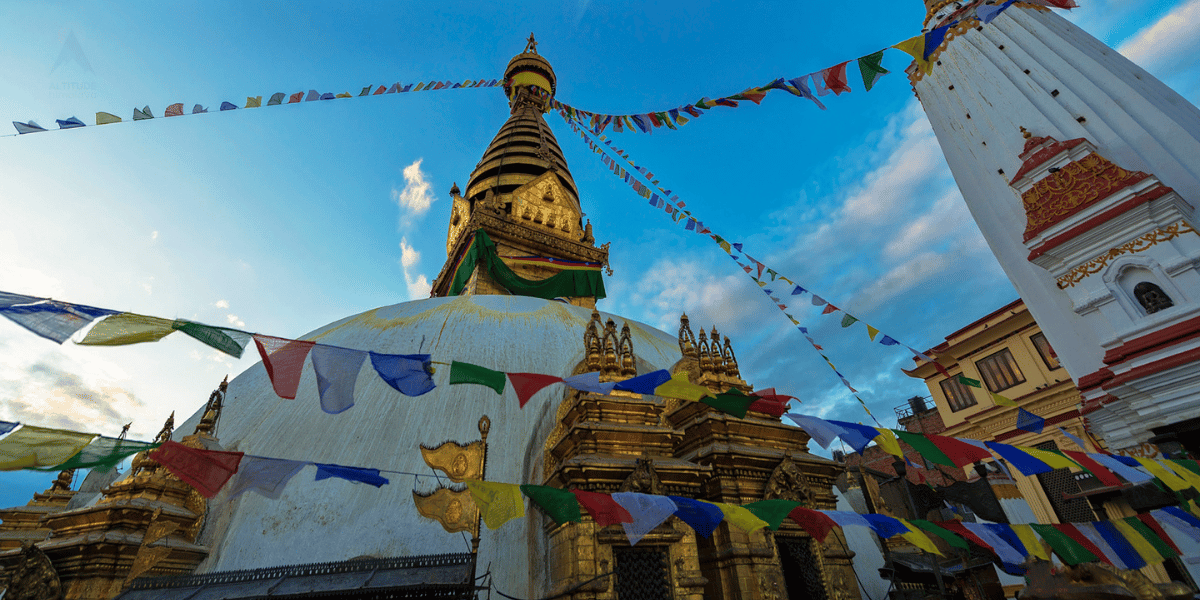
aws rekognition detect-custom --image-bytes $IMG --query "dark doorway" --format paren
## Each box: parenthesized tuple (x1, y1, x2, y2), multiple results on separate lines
(776, 536, 828, 600)
(613, 546, 672, 600)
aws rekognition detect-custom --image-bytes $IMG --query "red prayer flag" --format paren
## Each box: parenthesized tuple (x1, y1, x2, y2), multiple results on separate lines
(788, 507, 837, 541)
(164, 103, 184, 117)
(822, 304, 839, 315)
(740, 88, 768, 105)
(288, 92, 304, 103)
(1137, 514, 1182, 555)
(822, 62, 852, 95)
(507, 373, 564, 408)
(1063, 450, 1122, 487)
(927, 434, 994, 467)
(149, 441, 243, 498)
(254, 335, 317, 400)
(571, 489, 633, 526)
(373, 85, 386, 95)
(1053, 523, 1112, 565)
(748, 397, 788, 417)
(932, 362, 952, 378)
(648, 113, 662, 127)
(937, 520, 992, 551)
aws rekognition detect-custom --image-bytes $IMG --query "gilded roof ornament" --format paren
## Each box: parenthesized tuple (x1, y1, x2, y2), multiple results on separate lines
(525, 32, 538, 55)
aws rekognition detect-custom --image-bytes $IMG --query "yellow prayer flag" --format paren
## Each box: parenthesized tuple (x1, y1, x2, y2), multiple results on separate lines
(0, 425, 96, 470)
(719, 241, 732, 253)
(78, 313, 180, 346)
(705, 501, 767, 533)
(866, 325, 880, 341)
(654, 372, 713, 402)
(990, 392, 1018, 407)
(465, 480, 526, 530)
(757, 280, 767, 287)
(96, 112, 122, 125)
(1016, 446, 1080, 471)
(874, 428, 903, 458)
(245, 96, 262, 108)
(1161, 460, 1200, 492)
(1136, 457, 1193, 492)
(1012, 524, 1051, 561)
(899, 521, 943, 556)
(414, 82, 426, 92)
(1112, 519, 1165, 565)
(335, 92, 351, 98)
(892, 35, 932, 74)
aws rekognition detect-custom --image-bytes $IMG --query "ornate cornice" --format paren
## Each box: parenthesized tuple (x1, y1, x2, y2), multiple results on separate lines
(1021, 153, 1150, 241)
(1056, 221, 1196, 288)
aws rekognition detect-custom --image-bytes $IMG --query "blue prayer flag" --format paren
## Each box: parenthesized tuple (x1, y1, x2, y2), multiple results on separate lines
(314, 464, 389, 487)
(1016, 408, 1045, 434)
(1094, 521, 1147, 569)
(0, 421, 16, 436)
(220, 102, 238, 111)
(0, 298, 118, 344)
(668, 496, 724, 538)
(311, 345, 368, 414)
(863, 514, 909, 538)
(986, 441, 1052, 476)
(977, 0, 1015, 24)
(369, 352, 435, 397)
(924, 24, 952, 60)
(56, 117, 85, 129)
(878, 335, 899, 346)
(825, 420, 880, 454)
(612, 370, 672, 394)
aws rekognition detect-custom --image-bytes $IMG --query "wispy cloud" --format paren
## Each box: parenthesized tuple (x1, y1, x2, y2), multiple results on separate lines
(1117, 0, 1200, 72)
(392, 158, 434, 226)
(399, 237, 431, 300)
(0, 356, 142, 433)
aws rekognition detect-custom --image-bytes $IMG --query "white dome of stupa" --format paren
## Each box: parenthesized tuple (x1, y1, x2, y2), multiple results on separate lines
(173, 294, 682, 595)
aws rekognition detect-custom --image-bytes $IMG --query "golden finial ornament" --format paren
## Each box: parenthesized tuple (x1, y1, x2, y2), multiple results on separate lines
(1020, 126, 1032, 139)
(525, 33, 538, 54)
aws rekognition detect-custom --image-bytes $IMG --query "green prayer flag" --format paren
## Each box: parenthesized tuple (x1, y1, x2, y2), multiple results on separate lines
(909, 520, 968, 550)
(31, 437, 160, 472)
(448, 361, 507, 395)
(449, 230, 606, 300)
(893, 430, 955, 467)
(840, 314, 858, 328)
(520, 484, 581, 525)
(1124, 517, 1178, 559)
(1031, 524, 1098, 565)
(858, 50, 889, 91)
(957, 375, 982, 388)
(744, 499, 801, 530)
(700, 389, 755, 419)
(174, 321, 251, 358)
(1172, 459, 1200, 477)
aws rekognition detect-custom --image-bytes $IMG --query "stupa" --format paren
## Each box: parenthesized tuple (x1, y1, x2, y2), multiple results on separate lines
(1, 36, 855, 600)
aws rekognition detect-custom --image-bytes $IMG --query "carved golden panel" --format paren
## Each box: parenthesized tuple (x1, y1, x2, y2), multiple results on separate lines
(1056, 221, 1196, 288)
(124, 546, 172, 585)
(1022, 153, 1146, 240)
(420, 440, 484, 483)
(411, 488, 479, 535)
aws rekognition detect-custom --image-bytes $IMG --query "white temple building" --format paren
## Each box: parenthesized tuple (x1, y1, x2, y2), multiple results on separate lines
(914, 0, 1200, 452)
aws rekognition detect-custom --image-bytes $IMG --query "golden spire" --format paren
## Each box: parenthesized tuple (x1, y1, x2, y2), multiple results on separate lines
(525, 32, 538, 54)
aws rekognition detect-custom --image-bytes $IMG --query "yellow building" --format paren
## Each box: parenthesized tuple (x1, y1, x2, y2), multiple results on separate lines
(906, 299, 1198, 587)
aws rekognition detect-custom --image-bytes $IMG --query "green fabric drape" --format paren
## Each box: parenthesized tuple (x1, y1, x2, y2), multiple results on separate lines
(701, 389, 755, 419)
(893, 430, 955, 467)
(520, 484, 582, 525)
(450, 230, 606, 300)
(448, 361, 507, 395)
(31, 437, 160, 472)
(910, 520, 968, 550)
(744, 499, 801, 530)
(1031, 524, 1098, 565)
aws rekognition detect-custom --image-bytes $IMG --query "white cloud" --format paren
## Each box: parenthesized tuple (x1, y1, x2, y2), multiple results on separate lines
(141, 276, 154, 295)
(392, 158, 434, 225)
(1118, 0, 1200, 69)
(225, 314, 246, 327)
(213, 299, 229, 309)
(150, 230, 158, 241)
(399, 237, 431, 300)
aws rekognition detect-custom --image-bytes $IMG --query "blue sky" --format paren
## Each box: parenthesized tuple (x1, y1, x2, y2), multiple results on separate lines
(1, 0, 1198, 505)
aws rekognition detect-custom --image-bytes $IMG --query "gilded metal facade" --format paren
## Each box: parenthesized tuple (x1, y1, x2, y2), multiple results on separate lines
(539, 314, 860, 600)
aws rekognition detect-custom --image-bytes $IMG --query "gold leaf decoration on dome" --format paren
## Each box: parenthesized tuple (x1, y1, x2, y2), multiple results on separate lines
(412, 487, 479, 535)
(420, 440, 485, 483)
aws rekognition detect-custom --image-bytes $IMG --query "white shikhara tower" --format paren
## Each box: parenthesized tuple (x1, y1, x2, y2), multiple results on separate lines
(913, 1, 1200, 449)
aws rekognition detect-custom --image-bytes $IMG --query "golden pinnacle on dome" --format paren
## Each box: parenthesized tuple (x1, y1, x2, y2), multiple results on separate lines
(504, 33, 556, 113)
(1020, 126, 1032, 139)
(525, 32, 538, 55)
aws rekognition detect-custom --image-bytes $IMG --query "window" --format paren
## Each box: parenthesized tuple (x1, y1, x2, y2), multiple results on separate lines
(976, 348, 1025, 392)
(940, 377, 978, 412)
(1031, 333, 1060, 370)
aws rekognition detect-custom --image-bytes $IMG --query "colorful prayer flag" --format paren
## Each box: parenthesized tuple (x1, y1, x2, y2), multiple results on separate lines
(0, 425, 97, 470)
(78, 313, 178, 346)
(253, 335, 317, 400)
(149, 440, 243, 498)
(521, 484, 581, 525)
(858, 51, 889, 91)
(507, 372, 564, 407)
(370, 352, 435, 397)
(314, 463, 389, 487)
(1016, 408, 1045, 433)
(311, 345, 368, 414)
(466, 480, 526, 529)
(448, 361, 507, 395)
(228, 456, 307, 499)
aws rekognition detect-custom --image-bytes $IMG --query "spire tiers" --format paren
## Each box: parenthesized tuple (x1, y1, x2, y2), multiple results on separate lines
(432, 36, 608, 308)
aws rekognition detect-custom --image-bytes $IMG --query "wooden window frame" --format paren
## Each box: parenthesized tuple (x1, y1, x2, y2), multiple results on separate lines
(940, 377, 978, 412)
(976, 348, 1026, 393)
